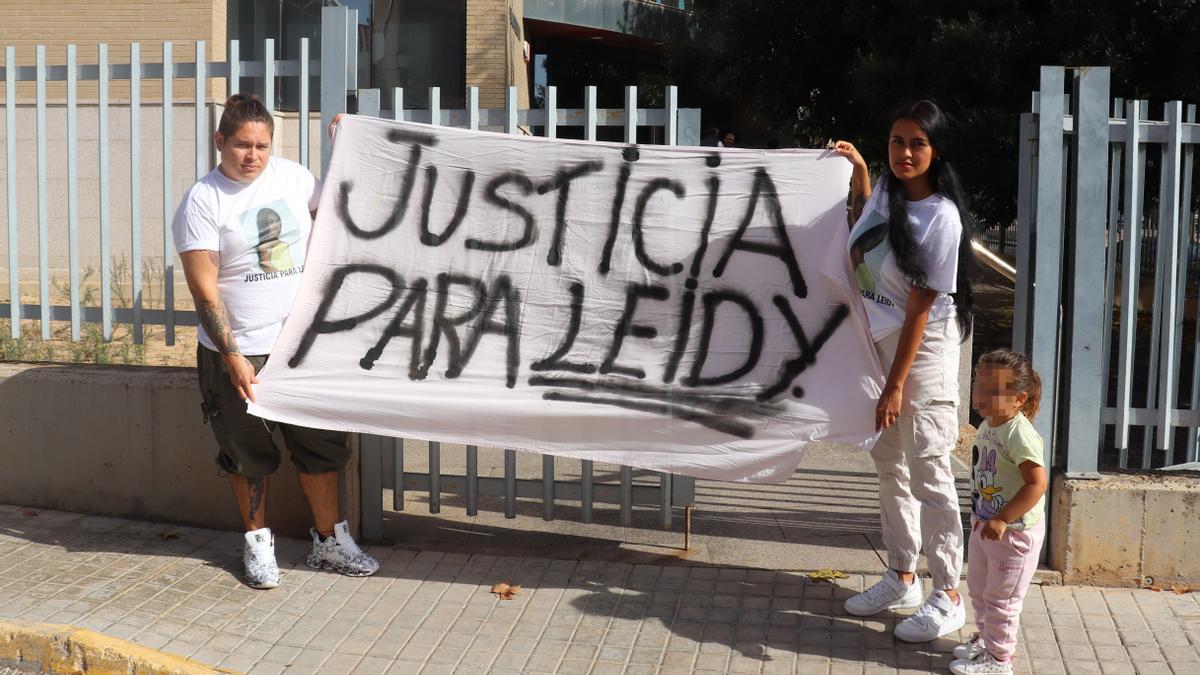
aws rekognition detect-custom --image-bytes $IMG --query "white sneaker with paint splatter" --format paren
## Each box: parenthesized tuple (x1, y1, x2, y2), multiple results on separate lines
(243, 527, 280, 590)
(306, 520, 379, 577)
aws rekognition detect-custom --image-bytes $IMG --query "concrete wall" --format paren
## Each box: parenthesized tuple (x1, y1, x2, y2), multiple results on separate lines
(1049, 472, 1200, 587)
(0, 362, 359, 540)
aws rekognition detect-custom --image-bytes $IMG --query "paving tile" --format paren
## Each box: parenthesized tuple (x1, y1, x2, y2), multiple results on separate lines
(425, 647, 464, 666)
(395, 640, 435, 664)
(522, 655, 560, 673)
(1127, 645, 1166, 662)
(556, 658, 593, 674)
(1160, 644, 1200, 662)
(319, 652, 361, 672)
(217, 652, 260, 672)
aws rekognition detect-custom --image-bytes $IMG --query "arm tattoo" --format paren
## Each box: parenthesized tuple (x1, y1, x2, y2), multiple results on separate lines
(247, 477, 265, 521)
(195, 251, 241, 356)
(197, 297, 240, 356)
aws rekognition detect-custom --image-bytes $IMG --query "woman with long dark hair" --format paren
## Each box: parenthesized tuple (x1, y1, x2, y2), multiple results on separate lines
(833, 100, 976, 643)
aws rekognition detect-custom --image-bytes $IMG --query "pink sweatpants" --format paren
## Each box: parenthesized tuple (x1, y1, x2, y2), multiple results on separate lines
(966, 517, 1045, 662)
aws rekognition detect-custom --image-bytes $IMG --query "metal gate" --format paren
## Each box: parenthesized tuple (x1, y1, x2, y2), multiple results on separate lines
(1015, 65, 1200, 474)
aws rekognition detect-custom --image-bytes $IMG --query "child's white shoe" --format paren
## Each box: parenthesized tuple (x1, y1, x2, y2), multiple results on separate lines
(950, 652, 1013, 674)
(953, 632, 986, 660)
(894, 589, 965, 642)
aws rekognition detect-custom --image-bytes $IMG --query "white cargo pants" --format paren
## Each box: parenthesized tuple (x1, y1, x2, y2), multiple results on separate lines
(870, 318, 964, 591)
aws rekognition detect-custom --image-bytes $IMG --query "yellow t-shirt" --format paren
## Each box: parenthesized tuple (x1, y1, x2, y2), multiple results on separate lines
(972, 412, 1045, 528)
(269, 243, 294, 272)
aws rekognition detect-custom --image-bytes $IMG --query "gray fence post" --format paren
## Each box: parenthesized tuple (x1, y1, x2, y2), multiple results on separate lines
(1030, 67, 1066, 465)
(319, 5, 350, 175)
(4, 46, 17, 339)
(1154, 101, 1184, 453)
(359, 434, 384, 542)
(1115, 100, 1144, 462)
(1012, 110, 1036, 353)
(1061, 67, 1109, 477)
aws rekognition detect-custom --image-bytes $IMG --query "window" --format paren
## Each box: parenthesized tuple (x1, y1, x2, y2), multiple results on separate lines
(229, 0, 464, 111)
(370, 0, 466, 111)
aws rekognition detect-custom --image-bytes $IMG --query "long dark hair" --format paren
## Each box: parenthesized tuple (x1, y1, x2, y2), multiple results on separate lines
(883, 100, 976, 340)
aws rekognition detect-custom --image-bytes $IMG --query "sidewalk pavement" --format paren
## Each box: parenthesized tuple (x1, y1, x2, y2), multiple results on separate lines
(1, 504, 1198, 675)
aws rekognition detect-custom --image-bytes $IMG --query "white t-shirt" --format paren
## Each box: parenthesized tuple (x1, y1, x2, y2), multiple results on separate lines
(846, 180, 961, 341)
(172, 157, 320, 355)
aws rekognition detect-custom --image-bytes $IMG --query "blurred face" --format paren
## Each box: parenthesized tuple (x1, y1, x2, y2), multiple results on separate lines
(972, 364, 1027, 424)
(888, 117, 936, 186)
(722, 132, 735, 147)
(259, 211, 281, 241)
(216, 121, 271, 182)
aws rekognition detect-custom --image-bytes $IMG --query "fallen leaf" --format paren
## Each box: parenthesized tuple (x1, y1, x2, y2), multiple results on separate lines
(160, 529, 183, 541)
(490, 582, 521, 600)
(1172, 584, 1193, 595)
(806, 569, 849, 583)
(19, 509, 38, 517)
(1148, 585, 1164, 592)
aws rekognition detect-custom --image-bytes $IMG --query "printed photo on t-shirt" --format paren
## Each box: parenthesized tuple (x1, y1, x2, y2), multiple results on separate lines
(238, 199, 306, 277)
(848, 209, 891, 303)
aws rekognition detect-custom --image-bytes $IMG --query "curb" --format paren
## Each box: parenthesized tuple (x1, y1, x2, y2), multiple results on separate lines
(0, 620, 235, 675)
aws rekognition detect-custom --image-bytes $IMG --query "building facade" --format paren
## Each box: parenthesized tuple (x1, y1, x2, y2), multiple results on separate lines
(1, 0, 689, 115)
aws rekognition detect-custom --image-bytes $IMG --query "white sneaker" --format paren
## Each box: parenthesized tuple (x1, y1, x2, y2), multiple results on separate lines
(953, 632, 986, 660)
(243, 527, 280, 589)
(843, 569, 923, 616)
(950, 652, 1013, 674)
(306, 520, 380, 577)
(894, 589, 966, 642)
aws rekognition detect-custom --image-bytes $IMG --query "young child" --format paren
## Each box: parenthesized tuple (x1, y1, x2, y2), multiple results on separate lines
(951, 349, 1048, 674)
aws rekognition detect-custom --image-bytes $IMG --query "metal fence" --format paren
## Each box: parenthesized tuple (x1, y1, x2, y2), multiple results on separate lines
(0, 5, 701, 535)
(982, 213, 1200, 285)
(360, 437, 696, 544)
(977, 222, 1019, 256)
(0, 8, 355, 345)
(1014, 65, 1200, 473)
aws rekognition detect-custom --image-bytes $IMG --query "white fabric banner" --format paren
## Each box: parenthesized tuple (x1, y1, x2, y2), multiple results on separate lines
(249, 116, 883, 483)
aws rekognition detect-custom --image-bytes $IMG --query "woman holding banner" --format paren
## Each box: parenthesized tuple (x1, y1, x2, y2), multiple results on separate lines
(174, 94, 379, 589)
(833, 100, 976, 643)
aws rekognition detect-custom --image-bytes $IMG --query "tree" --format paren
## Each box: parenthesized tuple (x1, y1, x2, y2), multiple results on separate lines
(673, 0, 1200, 225)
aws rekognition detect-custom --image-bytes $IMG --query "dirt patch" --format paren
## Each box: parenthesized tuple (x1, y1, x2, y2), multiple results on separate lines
(1, 319, 198, 367)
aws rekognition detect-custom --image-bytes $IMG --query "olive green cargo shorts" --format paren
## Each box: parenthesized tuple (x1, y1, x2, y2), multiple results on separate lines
(197, 346, 350, 478)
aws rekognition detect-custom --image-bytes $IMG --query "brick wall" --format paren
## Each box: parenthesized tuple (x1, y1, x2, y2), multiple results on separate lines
(0, 0, 227, 102)
(466, 0, 530, 112)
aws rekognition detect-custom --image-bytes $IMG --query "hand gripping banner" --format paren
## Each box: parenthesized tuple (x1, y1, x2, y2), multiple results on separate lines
(249, 116, 883, 483)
